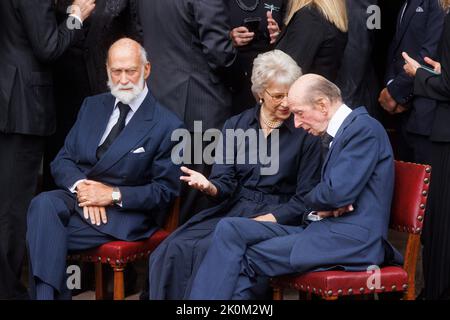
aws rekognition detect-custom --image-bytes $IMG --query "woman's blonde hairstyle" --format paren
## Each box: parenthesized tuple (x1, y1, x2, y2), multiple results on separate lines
(440, 0, 450, 12)
(285, 0, 348, 33)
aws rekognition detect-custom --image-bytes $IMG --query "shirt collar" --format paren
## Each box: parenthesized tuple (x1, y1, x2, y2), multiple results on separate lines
(327, 104, 352, 138)
(114, 85, 148, 113)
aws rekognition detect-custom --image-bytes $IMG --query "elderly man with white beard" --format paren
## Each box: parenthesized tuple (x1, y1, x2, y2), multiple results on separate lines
(26, 38, 183, 300)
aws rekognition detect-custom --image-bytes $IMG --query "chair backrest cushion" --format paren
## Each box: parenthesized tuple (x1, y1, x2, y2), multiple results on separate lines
(389, 161, 431, 234)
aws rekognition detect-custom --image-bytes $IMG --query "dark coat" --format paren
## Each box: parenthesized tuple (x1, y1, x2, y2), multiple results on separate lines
(276, 5, 348, 82)
(336, 0, 380, 116)
(0, 0, 83, 136)
(386, 0, 444, 136)
(136, 0, 237, 131)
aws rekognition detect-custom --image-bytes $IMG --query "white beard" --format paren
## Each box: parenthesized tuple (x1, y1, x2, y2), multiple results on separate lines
(108, 73, 145, 105)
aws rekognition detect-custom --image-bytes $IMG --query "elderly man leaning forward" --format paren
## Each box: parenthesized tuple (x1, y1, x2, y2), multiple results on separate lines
(188, 74, 403, 300)
(26, 38, 183, 300)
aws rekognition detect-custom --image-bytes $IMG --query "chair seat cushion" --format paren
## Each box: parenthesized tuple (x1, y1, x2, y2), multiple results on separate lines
(68, 230, 170, 265)
(272, 266, 409, 298)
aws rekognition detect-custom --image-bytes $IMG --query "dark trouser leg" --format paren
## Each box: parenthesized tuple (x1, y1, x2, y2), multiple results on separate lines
(27, 190, 113, 299)
(189, 217, 302, 300)
(0, 133, 44, 299)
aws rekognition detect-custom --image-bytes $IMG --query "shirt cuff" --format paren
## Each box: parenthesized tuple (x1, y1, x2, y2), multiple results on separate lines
(69, 179, 86, 193)
(387, 79, 394, 86)
(306, 211, 323, 222)
(69, 14, 83, 26)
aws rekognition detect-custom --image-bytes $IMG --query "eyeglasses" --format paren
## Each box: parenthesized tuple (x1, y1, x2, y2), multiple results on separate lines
(265, 89, 288, 103)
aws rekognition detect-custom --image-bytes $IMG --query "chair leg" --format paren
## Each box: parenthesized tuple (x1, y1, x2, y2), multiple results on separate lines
(272, 287, 283, 300)
(298, 291, 309, 300)
(112, 263, 126, 300)
(95, 262, 105, 300)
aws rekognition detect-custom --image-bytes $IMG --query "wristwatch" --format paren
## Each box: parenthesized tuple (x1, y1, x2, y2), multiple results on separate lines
(111, 187, 122, 205)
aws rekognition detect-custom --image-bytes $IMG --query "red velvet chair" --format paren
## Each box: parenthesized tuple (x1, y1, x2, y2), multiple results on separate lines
(271, 161, 431, 301)
(67, 198, 180, 300)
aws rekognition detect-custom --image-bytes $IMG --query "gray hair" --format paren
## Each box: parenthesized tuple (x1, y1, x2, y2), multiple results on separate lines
(302, 76, 342, 106)
(140, 46, 149, 65)
(251, 50, 302, 99)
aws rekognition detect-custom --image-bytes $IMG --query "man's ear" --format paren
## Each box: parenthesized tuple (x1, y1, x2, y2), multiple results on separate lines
(144, 62, 151, 80)
(316, 98, 328, 114)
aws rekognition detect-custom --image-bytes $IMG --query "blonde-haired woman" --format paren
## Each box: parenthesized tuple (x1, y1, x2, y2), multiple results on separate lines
(275, 0, 348, 81)
(403, 0, 450, 300)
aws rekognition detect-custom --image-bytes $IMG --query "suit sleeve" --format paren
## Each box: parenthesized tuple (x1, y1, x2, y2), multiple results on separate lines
(276, 8, 324, 73)
(414, 16, 450, 101)
(304, 125, 380, 211)
(387, 0, 444, 105)
(271, 134, 322, 226)
(338, 0, 377, 101)
(192, 0, 236, 70)
(119, 122, 182, 215)
(51, 98, 90, 190)
(17, 0, 82, 62)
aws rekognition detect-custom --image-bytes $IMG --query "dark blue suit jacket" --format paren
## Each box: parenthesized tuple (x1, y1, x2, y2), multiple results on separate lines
(386, 0, 444, 135)
(51, 91, 183, 241)
(294, 107, 402, 272)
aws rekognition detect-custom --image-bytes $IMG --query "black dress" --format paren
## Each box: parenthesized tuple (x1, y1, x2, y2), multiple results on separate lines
(148, 106, 322, 299)
(414, 12, 450, 300)
(276, 5, 348, 82)
(227, 0, 288, 114)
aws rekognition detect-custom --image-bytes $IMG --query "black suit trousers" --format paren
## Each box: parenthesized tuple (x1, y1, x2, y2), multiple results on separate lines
(0, 133, 44, 299)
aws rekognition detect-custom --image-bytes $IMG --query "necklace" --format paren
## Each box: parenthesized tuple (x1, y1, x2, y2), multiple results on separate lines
(235, 0, 260, 12)
(260, 108, 283, 129)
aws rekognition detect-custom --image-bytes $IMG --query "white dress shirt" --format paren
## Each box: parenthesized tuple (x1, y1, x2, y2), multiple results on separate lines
(99, 85, 148, 145)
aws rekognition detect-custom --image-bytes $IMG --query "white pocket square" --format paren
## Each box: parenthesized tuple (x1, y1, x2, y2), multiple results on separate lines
(416, 6, 424, 12)
(132, 147, 146, 154)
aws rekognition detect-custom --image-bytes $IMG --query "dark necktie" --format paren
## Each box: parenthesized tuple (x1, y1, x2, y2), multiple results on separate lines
(321, 132, 334, 162)
(96, 102, 131, 159)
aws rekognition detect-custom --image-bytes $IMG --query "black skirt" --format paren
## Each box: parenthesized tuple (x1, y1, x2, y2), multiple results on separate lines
(422, 141, 450, 300)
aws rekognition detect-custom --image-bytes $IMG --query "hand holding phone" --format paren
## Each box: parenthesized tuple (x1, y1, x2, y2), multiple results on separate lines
(243, 17, 261, 33)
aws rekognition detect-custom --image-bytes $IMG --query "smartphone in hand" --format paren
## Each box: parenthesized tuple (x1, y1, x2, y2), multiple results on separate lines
(243, 17, 261, 33)
(420, 64, 440, 75)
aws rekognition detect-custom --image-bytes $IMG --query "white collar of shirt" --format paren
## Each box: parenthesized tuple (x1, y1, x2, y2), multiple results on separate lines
(98, 85, 149, 146)
(114, 84, 148, 113)
(326, 104, 352, 138)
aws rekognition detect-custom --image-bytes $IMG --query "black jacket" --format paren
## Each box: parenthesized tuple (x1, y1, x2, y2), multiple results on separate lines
(276, 5, 348, 82)
(136, 0, 237, 131)
(386, 0, 444, 136)
(0, 0, 83, 136)
(336, 0, 380, 115)
(415, 13, 450, 142)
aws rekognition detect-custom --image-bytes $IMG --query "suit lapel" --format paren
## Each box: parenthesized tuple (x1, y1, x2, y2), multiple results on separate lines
(321, 108, 365, 177)
(394, 0, 423, 51)
(88, 92, 157, 177)
(85, 94, 115, 164)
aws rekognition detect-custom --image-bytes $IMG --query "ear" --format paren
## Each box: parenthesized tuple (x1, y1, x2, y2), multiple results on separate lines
(316, 98, 328, 114)
(144, 62, 151, 80)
